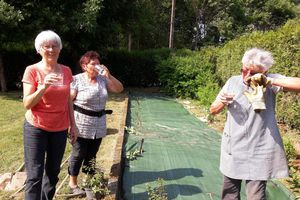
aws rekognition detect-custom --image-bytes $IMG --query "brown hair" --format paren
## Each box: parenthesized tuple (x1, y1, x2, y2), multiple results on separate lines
(79, 51, 101, 71)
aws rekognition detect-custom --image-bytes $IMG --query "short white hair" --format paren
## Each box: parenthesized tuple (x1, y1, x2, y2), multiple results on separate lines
(242, 48, 274, 71)
(34, 30, 62, 53)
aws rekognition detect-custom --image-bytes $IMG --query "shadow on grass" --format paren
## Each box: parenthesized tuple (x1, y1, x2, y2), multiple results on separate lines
(0, 91, 23, 101)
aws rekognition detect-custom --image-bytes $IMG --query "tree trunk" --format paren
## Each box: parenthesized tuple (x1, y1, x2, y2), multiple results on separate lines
(128, 32, 132, 52)
(169, 0, 176, 49)
(0, 53, 7, 92)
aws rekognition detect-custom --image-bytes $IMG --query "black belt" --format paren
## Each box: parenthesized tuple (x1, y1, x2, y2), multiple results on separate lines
(73, 104, 113, 117)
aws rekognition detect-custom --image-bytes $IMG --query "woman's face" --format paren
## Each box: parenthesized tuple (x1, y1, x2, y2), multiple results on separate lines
(84, 59, 100, 78)
(241, 65, 267, 82)
(40, 40, 60, 63)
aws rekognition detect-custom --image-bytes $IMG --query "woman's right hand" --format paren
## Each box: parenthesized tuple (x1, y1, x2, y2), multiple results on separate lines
(43, 73, 61, 89)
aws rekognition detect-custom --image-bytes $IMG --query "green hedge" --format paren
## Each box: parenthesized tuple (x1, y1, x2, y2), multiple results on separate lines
(216, 19, 300, 82)
(101, 48, 171, 87)
(156, 48, 220, 106)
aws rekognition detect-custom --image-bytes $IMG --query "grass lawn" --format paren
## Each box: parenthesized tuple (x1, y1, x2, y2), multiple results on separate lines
(0, 91, 25, 174)
(0, 91, 128, 200)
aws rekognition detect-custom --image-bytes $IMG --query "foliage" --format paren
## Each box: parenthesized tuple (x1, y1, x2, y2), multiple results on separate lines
(288, 166, 300, 192)
(0, 0, 24, 25)
(75, 0, 103, 32)
(82, 159, 109, 198)
(126, 149, 140, 161)
(1, 0, 299, 92)
(146, 178, 168, 200)
(125, 126, 139, 135)
(184, 0, 296, 48)
(283, 138, 297, 163)
(156, 47, 220, 106)
(102, 48, 171, 87)
(241, 0, 296, 31)
(1, 0, 297, 51)
(196, 81, 220, 106)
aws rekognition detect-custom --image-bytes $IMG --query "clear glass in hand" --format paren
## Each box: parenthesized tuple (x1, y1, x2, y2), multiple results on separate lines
(52, 73, 64, 86)
(95, 65, 105, 75)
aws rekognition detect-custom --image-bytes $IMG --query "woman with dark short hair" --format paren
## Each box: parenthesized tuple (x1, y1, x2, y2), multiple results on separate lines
(67, 51, 123, 197)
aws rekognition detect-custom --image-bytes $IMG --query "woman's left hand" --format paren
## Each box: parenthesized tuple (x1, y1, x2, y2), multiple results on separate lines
(99, 65, 110, 78)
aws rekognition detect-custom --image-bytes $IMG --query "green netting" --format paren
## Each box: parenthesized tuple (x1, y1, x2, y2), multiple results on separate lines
(122, 92, 296, 200)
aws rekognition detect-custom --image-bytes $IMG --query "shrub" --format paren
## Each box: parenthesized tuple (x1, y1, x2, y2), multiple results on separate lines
(156, 47, 220, 105)
(101, 48, 171, 87)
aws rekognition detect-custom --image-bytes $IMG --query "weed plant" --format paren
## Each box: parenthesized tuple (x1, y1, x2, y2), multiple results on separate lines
(82, 159, 110, 199)
(146, 178, 168, 200)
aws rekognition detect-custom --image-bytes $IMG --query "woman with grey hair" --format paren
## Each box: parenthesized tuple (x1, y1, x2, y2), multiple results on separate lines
(22, 30, 78, 200)
(210, 47, 300, 199)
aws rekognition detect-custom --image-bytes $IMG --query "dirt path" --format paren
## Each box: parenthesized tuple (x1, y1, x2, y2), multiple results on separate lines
(98, 91, 128, 199)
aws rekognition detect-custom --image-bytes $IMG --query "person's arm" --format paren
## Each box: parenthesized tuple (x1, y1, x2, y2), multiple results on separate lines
(23, 73, 61, 109)
(23, 83, 47, 109)
(68, 93, 78, 144)
(210, 100, 226, 115)
(107, 74, 124, 93)
(70, 89, 77, 101)
(99, 65, 123, 93)
(271, 77, 300, 92)
(210, 92, 234, 115)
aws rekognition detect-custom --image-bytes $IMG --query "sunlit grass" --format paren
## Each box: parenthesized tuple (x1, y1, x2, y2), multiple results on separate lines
(0, 91, 25, 173)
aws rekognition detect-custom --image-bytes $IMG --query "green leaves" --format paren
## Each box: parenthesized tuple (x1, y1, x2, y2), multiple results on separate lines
(0, 0, 24, 25)
(156, 47, 220, 104)
(75, 0, 104, 32)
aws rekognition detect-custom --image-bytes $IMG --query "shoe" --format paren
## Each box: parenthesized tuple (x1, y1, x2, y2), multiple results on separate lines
(68, 186, 86, 197)
(85, 188, 96, 200)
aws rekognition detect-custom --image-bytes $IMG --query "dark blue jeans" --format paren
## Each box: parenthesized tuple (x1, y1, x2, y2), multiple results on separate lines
(23, 120, 67, 200)
(68, 137, 102, 176)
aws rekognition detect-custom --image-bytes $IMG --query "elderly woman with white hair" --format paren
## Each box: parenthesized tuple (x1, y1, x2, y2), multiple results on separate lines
(210, 48, 300, 200)
(22, 30, 78, 200)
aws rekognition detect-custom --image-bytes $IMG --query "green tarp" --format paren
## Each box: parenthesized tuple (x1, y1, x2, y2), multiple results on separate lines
(122, 92, 296, 200)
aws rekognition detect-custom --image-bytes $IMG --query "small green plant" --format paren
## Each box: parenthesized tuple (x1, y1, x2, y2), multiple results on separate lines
(82, 159, 110, 199)
(126, 148, 140, 161)
(125, 126, 138, 135)
(146, 178, 168, 200)
(288, 166, 300, 190)
(283, 138, 297, 163)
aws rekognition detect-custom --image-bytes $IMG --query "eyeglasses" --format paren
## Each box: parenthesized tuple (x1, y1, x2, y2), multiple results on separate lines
(240, 68, 258, 76)
(42, 45, 59, 51)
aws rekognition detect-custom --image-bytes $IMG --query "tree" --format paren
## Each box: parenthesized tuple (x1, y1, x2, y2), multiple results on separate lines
(169, 0, 176, 48)
(242, 0, 295, 31)
(0, 0, 104, 90)
(183, 0, 296, 49)
(0, 0, 25, 92)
